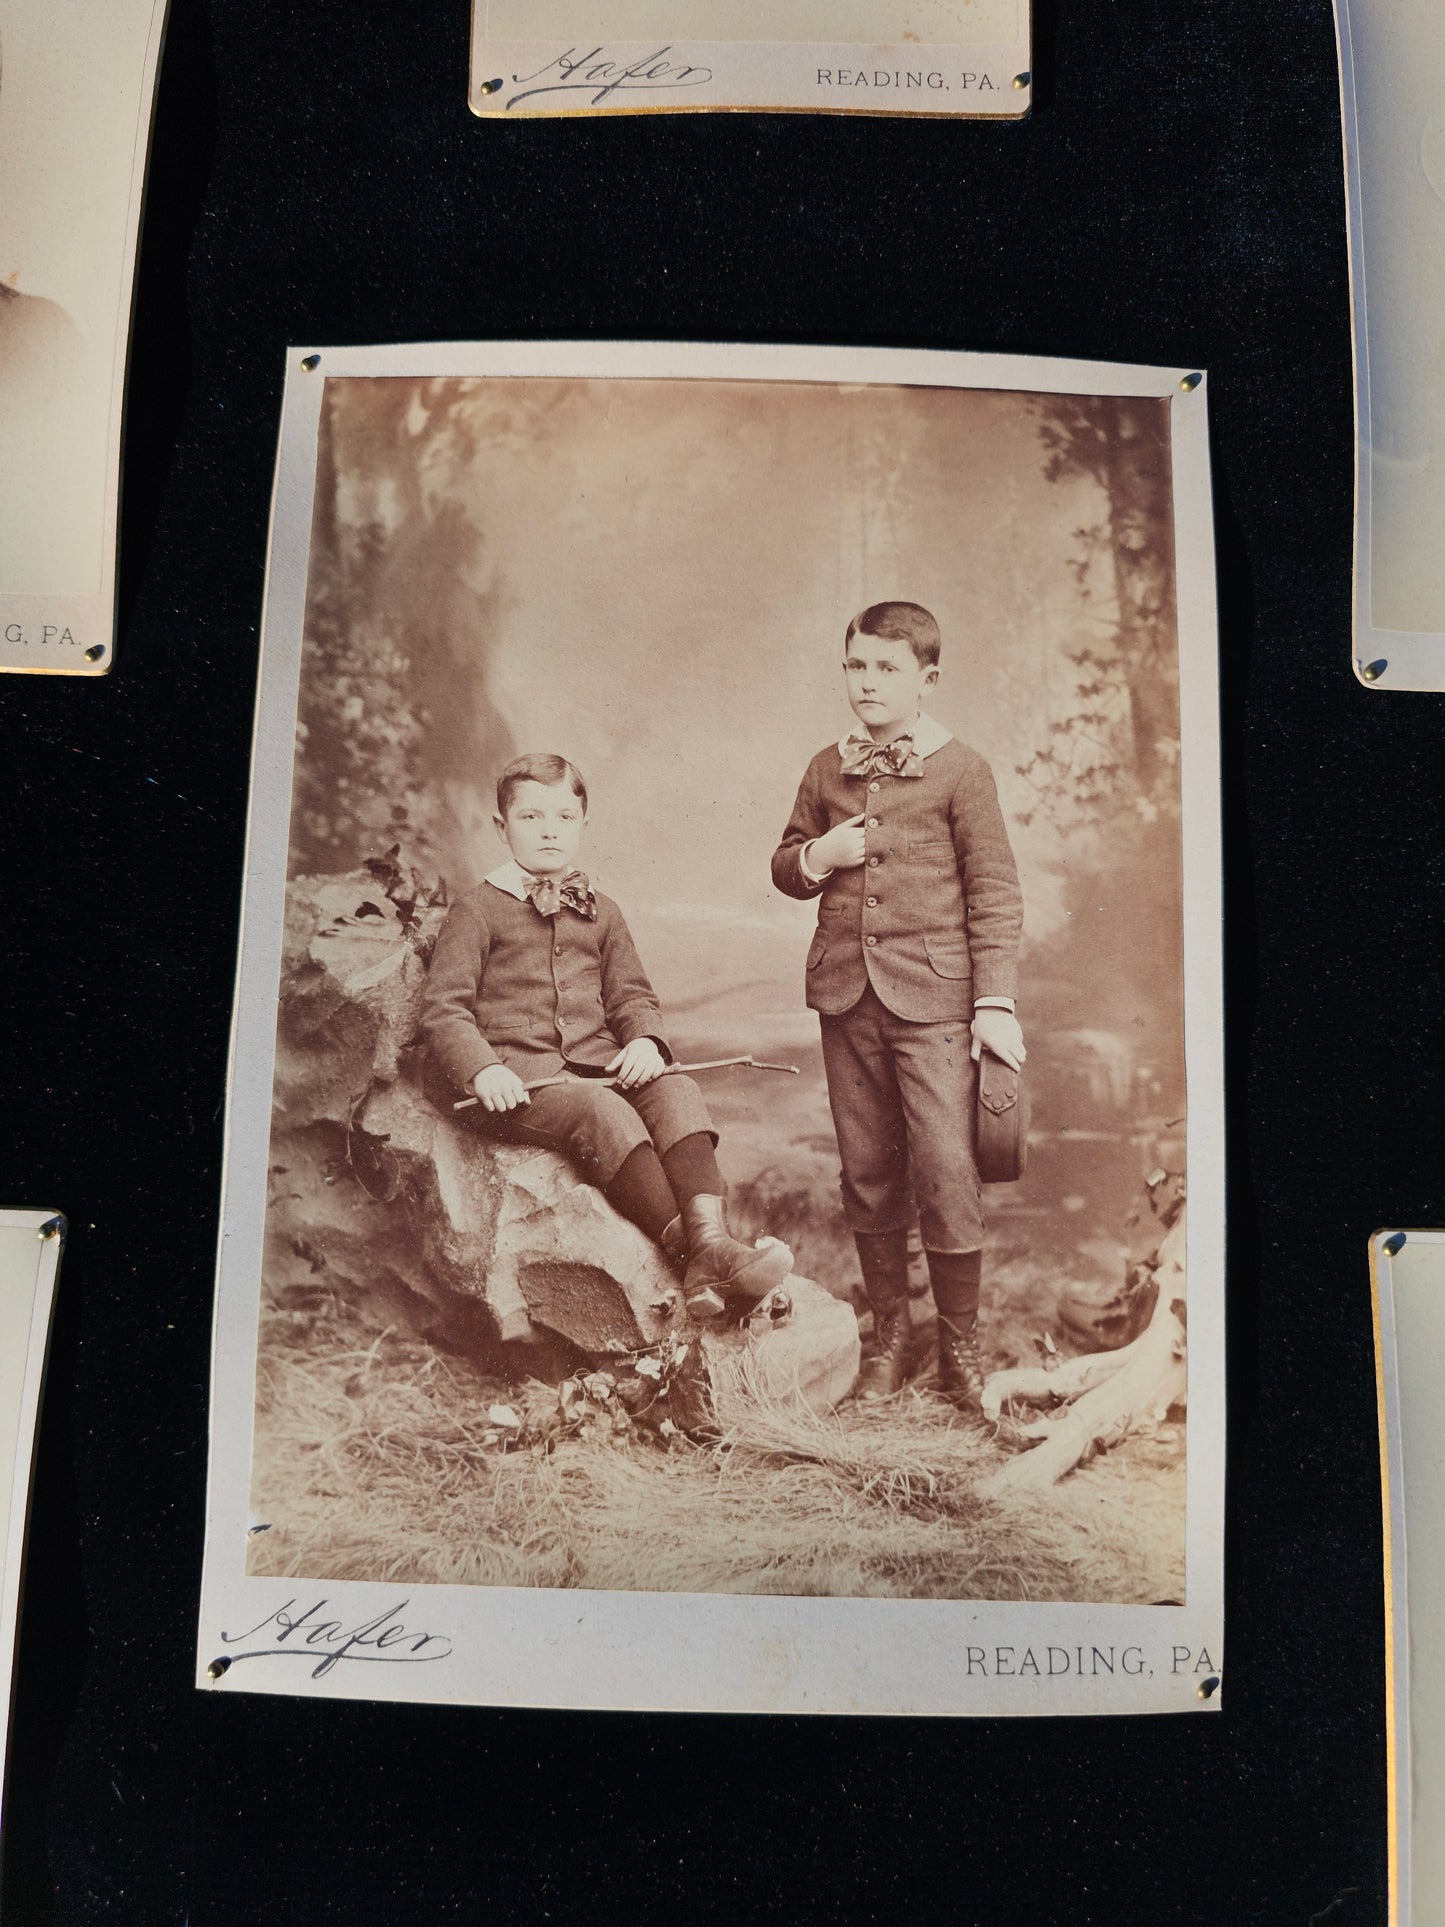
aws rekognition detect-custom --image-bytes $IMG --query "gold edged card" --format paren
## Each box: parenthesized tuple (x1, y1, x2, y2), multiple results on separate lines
(197, 340, 1222, 1717)
(1372, 1229, 1445, 1926)
(469, 0, 1030, 119)
(0, 1210, 64, 1839)
(1334, 0, 1445, 691)
(0, 0, 170, 676)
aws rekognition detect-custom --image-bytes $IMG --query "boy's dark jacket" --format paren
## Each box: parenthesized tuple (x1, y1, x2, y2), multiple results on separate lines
(771, 732, 1022, 1022)
(420, 882, 668, 1092)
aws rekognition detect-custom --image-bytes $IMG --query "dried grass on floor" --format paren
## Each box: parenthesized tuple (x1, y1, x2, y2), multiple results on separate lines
(248, 1292, 1185, 1604)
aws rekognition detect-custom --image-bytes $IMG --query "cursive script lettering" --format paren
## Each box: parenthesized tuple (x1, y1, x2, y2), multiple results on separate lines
(219, 1598, 452, 1678)
(507, 45, 712, 110)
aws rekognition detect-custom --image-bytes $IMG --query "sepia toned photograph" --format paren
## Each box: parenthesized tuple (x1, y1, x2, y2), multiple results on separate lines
(199, 342, 1223, 1717)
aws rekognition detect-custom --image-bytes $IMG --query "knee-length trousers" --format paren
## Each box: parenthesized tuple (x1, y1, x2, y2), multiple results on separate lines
(450, 1070, 714, 1188)
(818, 984, 984, 1254)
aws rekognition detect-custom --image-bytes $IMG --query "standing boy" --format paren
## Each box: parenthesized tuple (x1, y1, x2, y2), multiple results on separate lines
(421, 752, 791, 1321)
(771, 603, 1025, 1408)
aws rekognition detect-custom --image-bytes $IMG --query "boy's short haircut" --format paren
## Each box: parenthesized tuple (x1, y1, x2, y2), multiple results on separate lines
(496, 752, 588, 818)
(845, 600, 943, 669)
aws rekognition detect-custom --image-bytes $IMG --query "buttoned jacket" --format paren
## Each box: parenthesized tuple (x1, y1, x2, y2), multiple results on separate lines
(771, 730, 1023, 1022)
(419, 878, 669, 1091)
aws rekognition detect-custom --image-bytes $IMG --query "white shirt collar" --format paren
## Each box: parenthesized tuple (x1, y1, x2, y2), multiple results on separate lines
(837, 711, 953, 759)
(484, 858, 536, 902)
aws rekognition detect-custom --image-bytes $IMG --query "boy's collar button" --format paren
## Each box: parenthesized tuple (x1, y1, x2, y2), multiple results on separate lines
(868, 781, 880, 792)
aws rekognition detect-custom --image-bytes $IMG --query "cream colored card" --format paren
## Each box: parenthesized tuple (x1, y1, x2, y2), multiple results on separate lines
(1334, 0, 1445, 691)
(1373, 1230, 1445, 1925)
(470, 0, 1030, 117)
(0, 0, 169, 676)
(198, 340, 1222, 1717)
(0, 1210, 64, 1838)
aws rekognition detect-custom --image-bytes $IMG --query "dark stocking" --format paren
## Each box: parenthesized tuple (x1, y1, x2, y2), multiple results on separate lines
(926, 1249, 982, 1325)
(659, 1131, 726, 1208)
(604, 1144, 679, 1244)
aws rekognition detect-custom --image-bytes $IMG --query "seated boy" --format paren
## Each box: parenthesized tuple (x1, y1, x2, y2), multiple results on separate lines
(420, 752, 791, 1321)
(770, 602, 1025, 1409)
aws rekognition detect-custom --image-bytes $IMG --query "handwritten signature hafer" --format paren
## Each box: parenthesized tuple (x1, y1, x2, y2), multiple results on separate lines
(217, 1598, 453, 1679)
(504, 45, 713, 110)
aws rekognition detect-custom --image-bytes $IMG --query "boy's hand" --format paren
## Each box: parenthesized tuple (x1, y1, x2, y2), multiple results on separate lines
(607, 1038, 668, 1089)
(971, 1009, 1027, 1073)
(810, 813, 868, 873)
(471, 1064, 531, 1112)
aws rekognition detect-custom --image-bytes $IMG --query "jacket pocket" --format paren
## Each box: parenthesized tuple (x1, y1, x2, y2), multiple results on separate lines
(924, 932, 971, 979)
(806, 931, 829, 970)
(909, 836, 957, 862)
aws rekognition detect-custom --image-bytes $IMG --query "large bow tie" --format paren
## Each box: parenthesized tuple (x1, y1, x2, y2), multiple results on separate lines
(839, 732, 924, 780)
(524, 869, 597, 921)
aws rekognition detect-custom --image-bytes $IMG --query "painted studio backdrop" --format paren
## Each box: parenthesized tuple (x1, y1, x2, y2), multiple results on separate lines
(254, 373, 1187, 1605)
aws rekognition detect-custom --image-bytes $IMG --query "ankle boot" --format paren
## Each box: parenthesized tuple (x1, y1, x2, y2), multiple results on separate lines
(936, 1314, 986, 1411)
(677, 1195, 793, 1323)
(927, 1250, 985, 1412)
(855, 1228, 913, 1399)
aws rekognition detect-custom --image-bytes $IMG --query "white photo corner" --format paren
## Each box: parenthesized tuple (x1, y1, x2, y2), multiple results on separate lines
(198, 341, 1223, 1718)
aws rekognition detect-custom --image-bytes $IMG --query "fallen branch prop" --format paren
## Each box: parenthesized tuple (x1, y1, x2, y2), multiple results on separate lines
(981, 1206, 1187, 1496)
(453, 1055, 800, 1111)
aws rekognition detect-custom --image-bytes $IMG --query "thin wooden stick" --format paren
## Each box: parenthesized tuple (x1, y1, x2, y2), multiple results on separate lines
(452, 1054, 800, 1111)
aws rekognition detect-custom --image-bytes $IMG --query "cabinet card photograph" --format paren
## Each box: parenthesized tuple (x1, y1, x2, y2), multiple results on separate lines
(1, 1209, 64, 1834)
(198, 341, 1223, 1717)
(1334, 0, 1445, 690)
(470, 0, 1029, 118)
(0, 0, 169, 676)
(1372, 1228, 1445, 1925)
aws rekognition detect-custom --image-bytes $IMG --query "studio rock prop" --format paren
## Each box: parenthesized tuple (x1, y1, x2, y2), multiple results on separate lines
(266, 860, 859, 1419)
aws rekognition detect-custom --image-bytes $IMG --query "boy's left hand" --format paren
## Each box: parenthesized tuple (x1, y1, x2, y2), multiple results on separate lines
(608, 1037, 668, 1089)
(971, 1009, 1027, 1073)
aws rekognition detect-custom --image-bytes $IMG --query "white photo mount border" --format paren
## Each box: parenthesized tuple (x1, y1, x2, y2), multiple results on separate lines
(198, 340, 1224, 1717)
(1333, 0, 1445, 692)
(0, 0, 171, 678)
(468, 1, 1031, 120)
(1370, 1228, 1445, 1925)
(2, 1209, 66, 1834)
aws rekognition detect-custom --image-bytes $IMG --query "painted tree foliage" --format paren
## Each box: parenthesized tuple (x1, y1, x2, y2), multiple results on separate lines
(1011, 396, 1185, 1102)
(291, 379, 516, 878)
(1016, 395, 1180, 832)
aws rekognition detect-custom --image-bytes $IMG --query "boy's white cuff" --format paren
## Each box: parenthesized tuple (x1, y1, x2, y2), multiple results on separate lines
(798, 840, 833, 885)
(973, 997, 1016, 1015)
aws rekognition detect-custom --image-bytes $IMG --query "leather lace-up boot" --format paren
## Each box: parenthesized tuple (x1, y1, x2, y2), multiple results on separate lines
(927, 1250, 986, 1413)
(673, 1195, 793, 1323)
(936, 1314, 986, 1412)
(855, 1228, 913, 1400)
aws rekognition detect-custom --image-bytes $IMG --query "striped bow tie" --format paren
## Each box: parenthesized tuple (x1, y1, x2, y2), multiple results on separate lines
(839, 733, 923, 780)
(524, 870, 596, 920)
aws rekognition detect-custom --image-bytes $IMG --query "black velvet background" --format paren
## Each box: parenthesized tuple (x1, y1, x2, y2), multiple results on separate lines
(2, 0, 1440, 1919)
